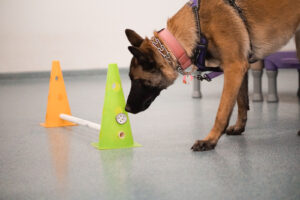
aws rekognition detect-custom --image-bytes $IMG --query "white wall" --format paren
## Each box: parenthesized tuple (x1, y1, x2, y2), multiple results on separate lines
(0, 0, 186, 73)
(0, 0, 296, 73)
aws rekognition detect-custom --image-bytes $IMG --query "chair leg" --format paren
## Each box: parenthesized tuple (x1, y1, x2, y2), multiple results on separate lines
(192, 71, 202, 98)
(266, 70, 279, 102)
(251, 69, 264, 102)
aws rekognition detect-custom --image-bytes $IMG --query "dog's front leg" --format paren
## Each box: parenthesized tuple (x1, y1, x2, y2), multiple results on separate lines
(226, 72, 249, 135)
(192, 61, 249, 151)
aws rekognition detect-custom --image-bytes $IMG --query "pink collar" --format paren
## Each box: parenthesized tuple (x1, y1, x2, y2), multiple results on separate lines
(158, 29, 192, 70)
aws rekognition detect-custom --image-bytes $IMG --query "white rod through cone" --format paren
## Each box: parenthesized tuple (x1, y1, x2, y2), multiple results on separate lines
(59, 113, 101, 131)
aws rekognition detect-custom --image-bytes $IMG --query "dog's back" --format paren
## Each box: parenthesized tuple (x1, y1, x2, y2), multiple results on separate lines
(240, 0, 300, 59)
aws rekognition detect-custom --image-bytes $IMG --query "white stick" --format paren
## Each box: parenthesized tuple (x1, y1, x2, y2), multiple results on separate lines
(59, 113, 101, 131)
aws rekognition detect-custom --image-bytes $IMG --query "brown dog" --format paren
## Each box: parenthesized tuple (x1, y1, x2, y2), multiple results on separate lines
(125, 0, 300, 151)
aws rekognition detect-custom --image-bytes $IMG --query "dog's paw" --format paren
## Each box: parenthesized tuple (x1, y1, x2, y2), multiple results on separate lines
(191, 140, 216, 151)
(225, 125, 245, 135)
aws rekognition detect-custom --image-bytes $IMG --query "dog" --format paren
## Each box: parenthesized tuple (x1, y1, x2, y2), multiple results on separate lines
(124, 0, 300, 151)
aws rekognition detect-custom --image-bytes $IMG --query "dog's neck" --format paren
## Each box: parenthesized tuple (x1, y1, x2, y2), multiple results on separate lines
(153, 4, 199, 73)
(166, 4, 199, 58)
(151, 3, 201, 81)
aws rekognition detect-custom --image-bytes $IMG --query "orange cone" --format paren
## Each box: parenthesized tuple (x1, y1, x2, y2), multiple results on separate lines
(40, 61, 76, 128)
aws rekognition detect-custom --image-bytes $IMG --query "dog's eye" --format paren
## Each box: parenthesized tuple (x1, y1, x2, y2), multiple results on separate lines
(140, 79, 156, 88)
(143, 80, 152, 86)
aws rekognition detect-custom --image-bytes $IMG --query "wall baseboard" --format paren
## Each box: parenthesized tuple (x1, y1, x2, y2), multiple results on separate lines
(0, 68, 129, 80)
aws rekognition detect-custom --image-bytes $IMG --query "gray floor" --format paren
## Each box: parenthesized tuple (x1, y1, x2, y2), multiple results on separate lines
(0, 69, 299, 200)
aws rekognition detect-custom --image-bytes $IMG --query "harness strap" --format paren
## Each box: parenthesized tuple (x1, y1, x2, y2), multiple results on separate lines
(191, 0, 202, 44)
(190, 0, 255, 81)
(189, 0, 223, 81)
(196, 71, 223, 82)
(227, 0, 256, 63)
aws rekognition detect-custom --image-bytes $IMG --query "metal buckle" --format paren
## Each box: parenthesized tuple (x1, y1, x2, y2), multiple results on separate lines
(176, 66, 185, 75)
(195, 73, 211, 82)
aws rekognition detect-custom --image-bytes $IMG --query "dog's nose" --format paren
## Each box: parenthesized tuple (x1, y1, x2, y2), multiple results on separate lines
(125, 104, 131, 112)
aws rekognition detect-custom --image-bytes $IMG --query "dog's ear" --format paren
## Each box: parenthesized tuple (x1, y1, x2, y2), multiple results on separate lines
(128, 46, 156, 71)
(125, 29, 144, 47)
(128, 46, 147, 63)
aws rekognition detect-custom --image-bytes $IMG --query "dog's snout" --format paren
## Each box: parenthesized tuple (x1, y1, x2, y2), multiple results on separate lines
(125, 104, 132, 113)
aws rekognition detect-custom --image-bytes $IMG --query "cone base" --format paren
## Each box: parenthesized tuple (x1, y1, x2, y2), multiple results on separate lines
(40, 122, 77, 128)
(91, 142, 142, 150)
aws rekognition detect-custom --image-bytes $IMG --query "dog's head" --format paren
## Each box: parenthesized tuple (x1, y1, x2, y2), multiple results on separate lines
(125, 29, 178, 114)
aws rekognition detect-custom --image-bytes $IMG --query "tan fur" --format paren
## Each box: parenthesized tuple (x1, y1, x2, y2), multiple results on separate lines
(239, 0, 300, 59)
(131, 65, 162, 86)
(250, 61, 263, 70)
(127, 0, 300, 151)
(129, 37, 178, 87)
(167, 5, 199, 57)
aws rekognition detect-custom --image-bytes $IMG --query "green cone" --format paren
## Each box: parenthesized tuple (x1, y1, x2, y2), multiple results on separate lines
(92, 63, 141, 150)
